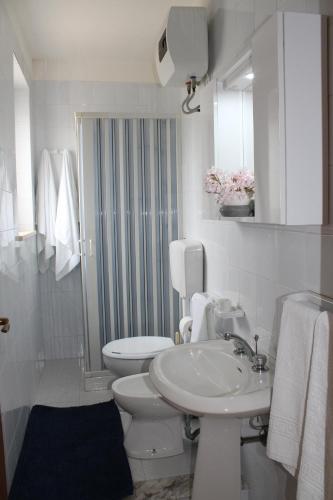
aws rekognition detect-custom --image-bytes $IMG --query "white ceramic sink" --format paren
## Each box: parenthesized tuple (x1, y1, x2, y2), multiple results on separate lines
(149, 339, 272, 417)
(149, 339, 273, 500)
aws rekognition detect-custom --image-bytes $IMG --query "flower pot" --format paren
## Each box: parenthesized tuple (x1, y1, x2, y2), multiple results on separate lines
(220, 199, 255, 218)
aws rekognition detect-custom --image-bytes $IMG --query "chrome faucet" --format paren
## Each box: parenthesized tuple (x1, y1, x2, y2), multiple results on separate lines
(221, 332, 269, 372)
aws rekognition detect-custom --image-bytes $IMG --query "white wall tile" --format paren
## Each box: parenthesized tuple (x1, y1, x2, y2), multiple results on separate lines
(238, 269, 257, 331)
(254, 0, 277, 28)
(0, 238, 43, 486)
(320, 235, 333, 297)
(32, 80, 182, 361)
(254, 228, 279, 281)
(276, 230, 306, 290)
(256, 276, 278, 333)
(183, 1, 333, 498)
(0, 1, 43, 489)
(303, 232, 322, 291)
(277, 0, 320, 14)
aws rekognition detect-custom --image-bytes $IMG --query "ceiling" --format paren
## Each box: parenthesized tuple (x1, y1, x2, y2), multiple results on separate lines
(5, 0, 210, 81)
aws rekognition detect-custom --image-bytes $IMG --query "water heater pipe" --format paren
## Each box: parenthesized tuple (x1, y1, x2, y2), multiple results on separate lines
(181, 78, 200, 114)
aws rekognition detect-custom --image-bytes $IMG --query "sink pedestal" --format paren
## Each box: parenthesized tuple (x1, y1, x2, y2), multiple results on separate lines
(192, 417, 241, 500)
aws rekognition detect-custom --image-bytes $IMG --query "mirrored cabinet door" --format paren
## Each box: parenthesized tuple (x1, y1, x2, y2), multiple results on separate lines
(252, 12, 328, 225)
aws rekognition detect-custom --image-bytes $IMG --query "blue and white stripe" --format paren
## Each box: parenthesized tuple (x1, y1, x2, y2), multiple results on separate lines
(93, 117, 179, 343)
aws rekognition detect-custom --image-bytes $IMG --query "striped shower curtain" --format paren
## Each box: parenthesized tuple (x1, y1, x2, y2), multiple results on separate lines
(92, 117, 180, 345)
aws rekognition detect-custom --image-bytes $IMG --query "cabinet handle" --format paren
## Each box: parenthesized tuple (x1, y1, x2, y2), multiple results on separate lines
(0, 318, 10, 333)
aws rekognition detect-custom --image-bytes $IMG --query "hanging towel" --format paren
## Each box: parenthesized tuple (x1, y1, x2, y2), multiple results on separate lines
(55, 150, 80, 281)
(36, 149, 58, 273)
(267, 298, 333, 500)
(190, 292, 214, 342)
(267, 299, 320, 474)
(297, 310, 333, 500)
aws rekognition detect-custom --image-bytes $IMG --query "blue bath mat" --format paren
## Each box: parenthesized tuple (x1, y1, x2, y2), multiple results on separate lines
(9, 400, 133, 500)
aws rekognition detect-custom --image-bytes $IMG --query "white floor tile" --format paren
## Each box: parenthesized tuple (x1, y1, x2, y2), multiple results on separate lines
(34, 400, 82, 407)
(79, 389, 112, 406)
(35, 359, 82, 405)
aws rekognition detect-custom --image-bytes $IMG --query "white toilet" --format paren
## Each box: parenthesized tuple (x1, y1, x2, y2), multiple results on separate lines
(103, 239, 204, 460)
(112, 373, 184, 459)
(102, 336, 175, 377)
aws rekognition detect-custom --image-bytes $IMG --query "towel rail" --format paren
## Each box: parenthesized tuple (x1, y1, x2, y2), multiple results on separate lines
(285, 291, 333, 314)
(47, 148, 67, 155)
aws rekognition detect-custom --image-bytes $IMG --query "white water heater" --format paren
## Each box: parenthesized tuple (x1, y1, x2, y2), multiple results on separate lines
(156, 7, 208, 87)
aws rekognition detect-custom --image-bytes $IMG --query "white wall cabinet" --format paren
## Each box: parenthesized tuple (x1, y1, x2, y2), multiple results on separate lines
(252, 12, 327, 225)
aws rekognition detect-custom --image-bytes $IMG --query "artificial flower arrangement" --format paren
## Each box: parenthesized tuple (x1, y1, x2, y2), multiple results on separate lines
(204, 168, 255, 216)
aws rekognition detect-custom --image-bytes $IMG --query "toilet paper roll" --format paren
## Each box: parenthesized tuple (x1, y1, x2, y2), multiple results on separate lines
(179, 316, 193, 344)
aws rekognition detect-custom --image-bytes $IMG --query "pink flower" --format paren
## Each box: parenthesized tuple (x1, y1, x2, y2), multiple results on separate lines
(204, 168, 224, 194)
(204, 169, 255, 205)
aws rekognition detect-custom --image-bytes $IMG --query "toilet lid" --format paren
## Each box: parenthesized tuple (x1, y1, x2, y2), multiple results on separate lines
(102, 336, 174, 360)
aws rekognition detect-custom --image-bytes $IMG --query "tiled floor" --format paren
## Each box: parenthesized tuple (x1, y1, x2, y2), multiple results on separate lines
(35, 359, 197, 492)
(126, 475, 193, 500)
(35, 358, 112, 407)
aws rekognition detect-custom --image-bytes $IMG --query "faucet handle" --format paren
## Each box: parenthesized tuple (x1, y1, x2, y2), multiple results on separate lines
(252, 353, 269, 372)
(223, 332, 232, 341)
(254, 334, 259, 355)
(252, 335, 269, 372)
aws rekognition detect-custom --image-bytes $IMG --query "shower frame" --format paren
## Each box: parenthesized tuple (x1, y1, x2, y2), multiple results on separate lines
(75, 112, 182, 375)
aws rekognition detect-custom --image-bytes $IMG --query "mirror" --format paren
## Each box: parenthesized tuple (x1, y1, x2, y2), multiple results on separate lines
(204, 12, 327, 225)
(205, 53, 255, 220)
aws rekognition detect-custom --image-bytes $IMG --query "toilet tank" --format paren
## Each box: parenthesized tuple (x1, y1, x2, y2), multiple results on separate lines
(169, 239, 203, 298)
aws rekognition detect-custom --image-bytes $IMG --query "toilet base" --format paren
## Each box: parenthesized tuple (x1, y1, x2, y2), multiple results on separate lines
(124, 415, 184, 460)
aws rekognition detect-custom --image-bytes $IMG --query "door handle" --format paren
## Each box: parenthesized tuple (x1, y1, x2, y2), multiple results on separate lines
(0, 318, 10, 333)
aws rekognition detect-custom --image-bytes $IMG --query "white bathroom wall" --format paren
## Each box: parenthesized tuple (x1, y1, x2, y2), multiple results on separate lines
(32, 80, 182, 359)
(0, 0, 43, 487)
(182, 0, 333, 499)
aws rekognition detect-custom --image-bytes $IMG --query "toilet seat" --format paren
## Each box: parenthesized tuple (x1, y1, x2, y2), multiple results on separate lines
(102, 336, 174, 360)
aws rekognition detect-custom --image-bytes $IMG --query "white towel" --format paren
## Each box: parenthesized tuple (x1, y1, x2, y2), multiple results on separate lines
(267, 299, 320, 473)
(190, 292, 214, 342)
(267, 299, 333, 500)
(36, 149, 58, 273)
(55, 150, 80, 281)
(297, 310, 333, 500)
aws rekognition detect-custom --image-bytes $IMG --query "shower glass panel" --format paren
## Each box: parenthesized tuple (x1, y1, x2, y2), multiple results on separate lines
(78, 117, 180, 372)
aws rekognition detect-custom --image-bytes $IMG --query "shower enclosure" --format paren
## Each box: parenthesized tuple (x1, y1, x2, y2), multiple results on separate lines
(77, 115, 180, 372)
